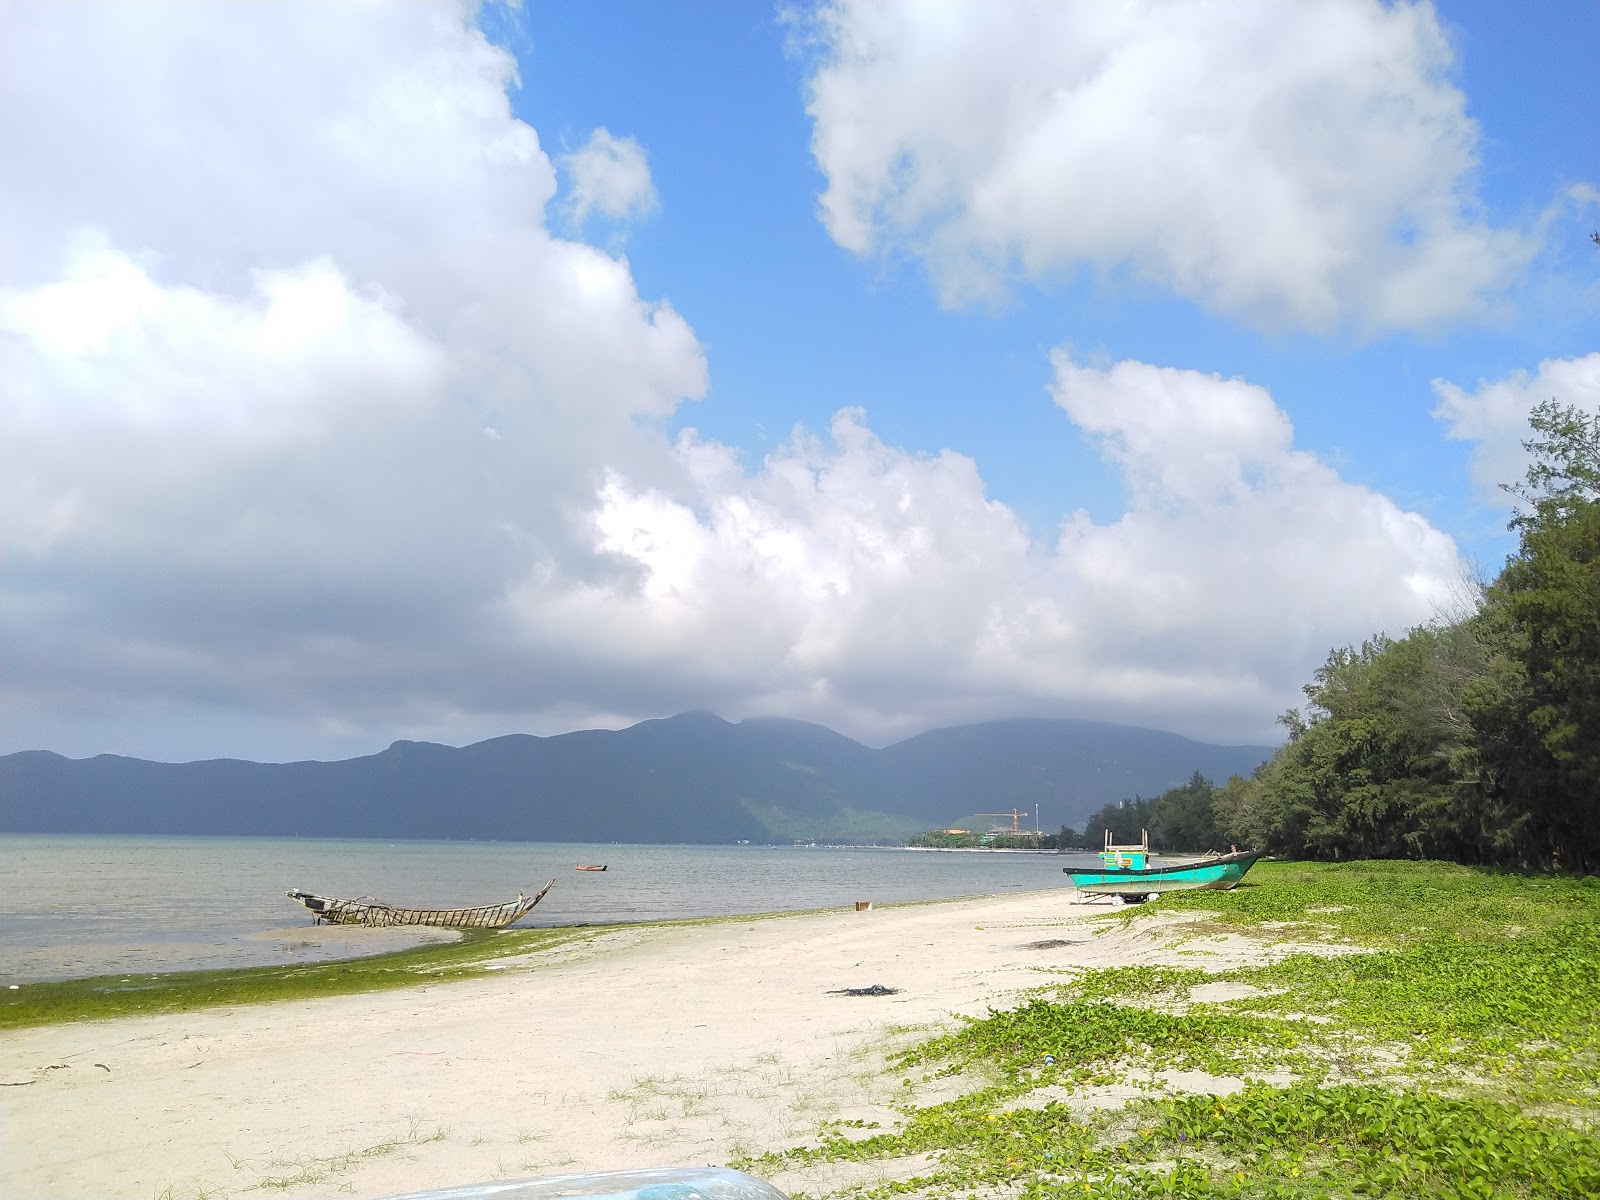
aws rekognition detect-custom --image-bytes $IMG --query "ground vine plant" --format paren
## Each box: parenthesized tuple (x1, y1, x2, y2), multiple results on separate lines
(737, 861, 1600, 1200)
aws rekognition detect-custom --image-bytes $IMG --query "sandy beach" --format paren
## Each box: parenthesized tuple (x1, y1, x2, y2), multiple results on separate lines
(1, 888, 1265, 1200)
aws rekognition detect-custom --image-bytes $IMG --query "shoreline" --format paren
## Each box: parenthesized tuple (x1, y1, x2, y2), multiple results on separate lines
(5, 861, 1593, 1199)
(1, 838, 1102, 984)
(2, 886, 1071, 995)
(0, 885, 1227, 1200)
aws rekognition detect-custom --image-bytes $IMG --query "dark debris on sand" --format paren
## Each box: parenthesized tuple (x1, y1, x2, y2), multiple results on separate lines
(827, 984, 901, 996)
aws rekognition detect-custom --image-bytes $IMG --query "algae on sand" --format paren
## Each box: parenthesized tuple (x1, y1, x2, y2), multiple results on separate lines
(0, 925, 598, 1029)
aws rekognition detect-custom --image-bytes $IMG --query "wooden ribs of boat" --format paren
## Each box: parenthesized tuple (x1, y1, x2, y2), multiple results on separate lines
(285, 878, 555, 928)
(575, 864, 608, 872)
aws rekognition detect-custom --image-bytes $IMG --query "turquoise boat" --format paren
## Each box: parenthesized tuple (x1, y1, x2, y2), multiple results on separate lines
(1065, 830, 1261, 901)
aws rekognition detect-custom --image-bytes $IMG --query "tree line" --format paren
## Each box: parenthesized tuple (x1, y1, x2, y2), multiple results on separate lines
(1070, 402, 1598, 874)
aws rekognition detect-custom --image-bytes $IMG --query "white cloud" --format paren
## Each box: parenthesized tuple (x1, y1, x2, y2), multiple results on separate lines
(1045, 357, 1462, 684)
(2, 233, 442, 443)
(1, 1, 707, 757)
(802, 0, 1539, 330)
(1, 1, 1467, 761)
(2, 234, 446, 561)
(562, 128, 659, 224)
(1431, 354, 1600, 505)
(513, 360, 1464, 746)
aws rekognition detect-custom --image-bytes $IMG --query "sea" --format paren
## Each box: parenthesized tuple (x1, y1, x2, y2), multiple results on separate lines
(0, 834, 1108, 984)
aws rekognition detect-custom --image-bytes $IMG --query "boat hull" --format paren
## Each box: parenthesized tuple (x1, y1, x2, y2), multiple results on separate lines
(1065, 851, 1261, 898)
(286, 879, 555, 929)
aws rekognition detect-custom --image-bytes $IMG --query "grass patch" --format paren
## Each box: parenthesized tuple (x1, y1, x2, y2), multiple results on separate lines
(249, 1119, 448, 1191)
(0, 926, 596, 1029)
(898, 997, 1308, 1097)
(741, 861, 1600, 1200)
(1151, 859, 1598, 943)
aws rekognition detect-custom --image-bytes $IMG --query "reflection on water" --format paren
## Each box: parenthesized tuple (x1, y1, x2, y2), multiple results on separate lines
(0, 834, 1105, 982)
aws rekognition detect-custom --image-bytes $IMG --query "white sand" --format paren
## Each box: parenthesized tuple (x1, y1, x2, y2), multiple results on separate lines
(0, 890, 1249, 1200)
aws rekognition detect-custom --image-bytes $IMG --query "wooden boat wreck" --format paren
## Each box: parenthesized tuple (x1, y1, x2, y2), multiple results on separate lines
(286, 879, 555, 928)
(1065, 831, 1260, 902)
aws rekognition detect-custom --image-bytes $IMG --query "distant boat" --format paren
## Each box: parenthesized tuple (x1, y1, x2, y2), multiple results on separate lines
(286, 879, 555, 928)
(575, 864, 608, 872)
(1065, 830, 1260, 901)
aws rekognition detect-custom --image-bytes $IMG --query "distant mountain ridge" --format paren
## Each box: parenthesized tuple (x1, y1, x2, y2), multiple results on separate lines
(1, 713, 1274, 844)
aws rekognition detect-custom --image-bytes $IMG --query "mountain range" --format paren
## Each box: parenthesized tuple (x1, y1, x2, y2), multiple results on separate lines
(1, 713, 1274, 844)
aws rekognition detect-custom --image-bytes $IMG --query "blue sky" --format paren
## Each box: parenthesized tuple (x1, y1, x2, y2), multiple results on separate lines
(509, 0, 1597, 555)
(2, 0, 1596, 764)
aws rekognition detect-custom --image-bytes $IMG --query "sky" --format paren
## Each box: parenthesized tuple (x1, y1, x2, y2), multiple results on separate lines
(2, 0, 1597, 765)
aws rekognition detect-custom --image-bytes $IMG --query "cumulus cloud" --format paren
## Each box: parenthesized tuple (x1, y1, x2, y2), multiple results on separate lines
(523, 359, 1464, 746)
(2, 234, 442, 442)
(1431, 354, 1600, 504)
(1045, 357, 1463, 685)
(562, 128, 659, 224)
(802, 0, 1538, 330)
(1, 1, 706, 758)
(2, 1, 1467, 760)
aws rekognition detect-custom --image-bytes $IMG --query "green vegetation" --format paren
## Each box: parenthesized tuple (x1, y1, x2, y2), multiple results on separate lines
(909, 828, 1055, 850)
(1072, 403, 1599, 873)
(1229, 402, 1599, 871)
(740, 861, 1600, 1199)
(1067, 771, 1227, 853)
(251, 1120, 449, 1192)
(0, 925, 596, 1030)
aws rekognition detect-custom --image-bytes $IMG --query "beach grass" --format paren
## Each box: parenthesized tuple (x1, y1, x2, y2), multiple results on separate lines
(742, 860, 1600, 1199)
(0, 925, 598, 1030)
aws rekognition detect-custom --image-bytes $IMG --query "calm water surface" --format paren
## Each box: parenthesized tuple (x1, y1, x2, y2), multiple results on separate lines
(0, 834, 1104, 982)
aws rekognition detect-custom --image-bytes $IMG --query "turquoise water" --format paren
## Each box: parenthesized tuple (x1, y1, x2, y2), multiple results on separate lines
(0, 834, 1102, 982)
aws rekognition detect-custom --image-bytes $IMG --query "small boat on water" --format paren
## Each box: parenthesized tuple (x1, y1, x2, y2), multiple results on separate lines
(286, 879, 555, 928)
(575, 864, 608, 872)
(1066, 831, 1260, 902)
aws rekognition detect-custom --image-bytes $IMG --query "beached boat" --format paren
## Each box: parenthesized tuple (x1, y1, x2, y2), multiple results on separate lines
(285, 879, 555, 928)
(575, 864, 607, 872)
(1065, 831, 1260, 901)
